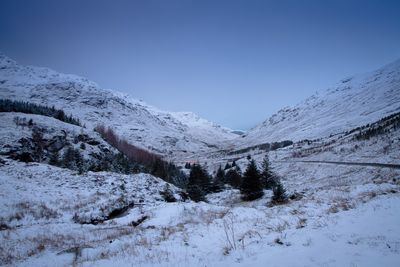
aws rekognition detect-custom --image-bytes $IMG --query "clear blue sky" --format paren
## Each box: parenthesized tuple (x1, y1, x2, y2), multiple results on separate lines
(1, 0, 399, 130)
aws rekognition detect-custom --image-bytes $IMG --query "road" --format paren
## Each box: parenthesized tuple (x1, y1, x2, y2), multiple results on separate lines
(275, 160, 400, 169)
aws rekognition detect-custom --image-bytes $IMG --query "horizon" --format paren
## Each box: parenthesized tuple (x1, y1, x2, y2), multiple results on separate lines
(1, 0, 399, 129)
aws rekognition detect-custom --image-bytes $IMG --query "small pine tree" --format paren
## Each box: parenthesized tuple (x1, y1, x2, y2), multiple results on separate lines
(61, 146, 76, 170)
(151, 158, 168, 181)
(240, 160, 264, 201)
(215, 165, 225, 184)
(31, 127, 45, 162)
(187, 164, 211, 202)
(74, 148, 85, 174)
(272, 181, 287, 204)
(225, 168, 242, 188)
(211, 165, 225, 192)
(49, 150, 60, 166)
(261, 154, 277, 189)
(224, 162, 231, 170)
(80, 142, 86, 150)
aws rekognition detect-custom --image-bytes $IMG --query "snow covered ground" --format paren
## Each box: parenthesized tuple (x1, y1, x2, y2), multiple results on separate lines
(1, 154, 399, 266)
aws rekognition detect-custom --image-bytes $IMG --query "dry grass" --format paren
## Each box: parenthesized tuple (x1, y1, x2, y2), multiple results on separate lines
(327, 197, 355, 214)
(296, 217, 307, 229)
(273, 220, 290, 233)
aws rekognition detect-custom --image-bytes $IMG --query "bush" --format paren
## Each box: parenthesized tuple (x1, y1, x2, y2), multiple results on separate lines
(160, 184, 177, 202)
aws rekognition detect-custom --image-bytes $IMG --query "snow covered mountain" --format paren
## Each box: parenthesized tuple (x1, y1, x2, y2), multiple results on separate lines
(1, 54, 400, 267)
(235, 59, 400, 148)
(0, 54, 237, 160)
(1, 53, 399, 161)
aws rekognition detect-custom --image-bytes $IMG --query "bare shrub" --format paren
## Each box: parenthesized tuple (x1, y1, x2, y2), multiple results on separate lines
(95, 125, 160, 165)
(7, 201, 59, 223)
(238, 230, 262, 250)
(273, 220, 289, 233)
(222, 213, 237, 254)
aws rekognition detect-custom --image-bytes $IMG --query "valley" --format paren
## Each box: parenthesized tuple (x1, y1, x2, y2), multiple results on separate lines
(0, 54, 399, 266)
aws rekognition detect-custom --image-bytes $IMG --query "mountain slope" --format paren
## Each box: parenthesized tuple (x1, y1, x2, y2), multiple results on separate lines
(236, 59, 400, 148)
(0, 54, 237, 160)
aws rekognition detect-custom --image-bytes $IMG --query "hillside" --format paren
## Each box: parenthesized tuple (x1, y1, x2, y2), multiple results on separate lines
(234, 59, 400, 148)
(0, 54, 237, 161)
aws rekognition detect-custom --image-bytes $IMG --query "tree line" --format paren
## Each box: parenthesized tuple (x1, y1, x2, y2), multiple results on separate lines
(0, 98, 81, 126)
(95, 125, 187, 187)
(185, 155, 287, 204)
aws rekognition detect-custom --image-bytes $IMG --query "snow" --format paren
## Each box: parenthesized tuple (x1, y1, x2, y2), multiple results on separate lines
(1, 153, 399, 266)
(234, 58, 400, 148)
(0, 54, 237, 162)
(1, 54, 400, 266)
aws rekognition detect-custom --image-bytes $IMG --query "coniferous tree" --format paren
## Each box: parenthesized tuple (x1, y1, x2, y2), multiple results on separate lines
(49, 150, 60, 166)
(225, 168, 242, 189)
(187, 164, 211, 202)
(240, 160, 264, 201)
(31, 127, 45, 162)
(272, 181, 287, 203)
(62, 146, 77, 170)
(150, 158, 168, 181)
(215, 165, 225, 184)
(184, 162, 191, 169)
(261, 154, 277, 189)
(74, 148, 85, 174)
(211, 165, 225, 192)
(224, 162, 231, 170)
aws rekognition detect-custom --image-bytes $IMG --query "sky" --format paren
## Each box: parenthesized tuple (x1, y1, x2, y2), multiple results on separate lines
(0, 0, 399, 130)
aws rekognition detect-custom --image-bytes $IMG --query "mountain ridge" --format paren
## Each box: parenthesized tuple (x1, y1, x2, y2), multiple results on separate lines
(0, 54, 237, 161)
(234, 58, 400, 149)
(1, 53, 400, 160)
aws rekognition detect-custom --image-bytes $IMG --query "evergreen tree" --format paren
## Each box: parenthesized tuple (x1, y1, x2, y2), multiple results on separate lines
(49, 150, 60, 166)
(31, 127, 45, 162)
(272, 181, 287, 203)
(211, 165, 225, 193)
(150, 158, 168, 181)
(261, 154, 277, 189)
(215, 165, 225, 184)
(61, 146, 77, 170)
(224, 162, 231, 170)
(240, 160, 264, 201)
(225, 168, 242, 189)
(74, 148, 85, 174)
(187, 164, 211, 202)
(111, 153, 131, 174)
(55, 110, 66, 122)
(184, 162, 191, 169)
